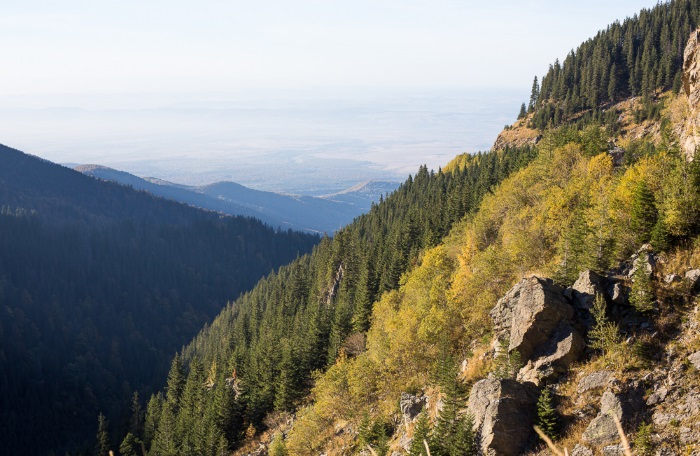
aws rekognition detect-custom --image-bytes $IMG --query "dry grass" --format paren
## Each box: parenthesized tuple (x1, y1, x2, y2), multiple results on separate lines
(459, 344, 492, 386)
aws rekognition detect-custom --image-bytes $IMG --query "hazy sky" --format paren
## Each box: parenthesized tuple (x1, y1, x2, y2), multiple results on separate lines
(1, 0, 662, 97)
(0, 0, 666, 193)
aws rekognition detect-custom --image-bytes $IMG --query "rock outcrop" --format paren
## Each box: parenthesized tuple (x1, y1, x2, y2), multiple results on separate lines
(581, 390, 625, 446)
(581, 386, 645, 447)
(467, 378, 539, 456)
(399, 393, 426, 423)
(490, 276, 584, 385)
(679, 28, 700, 161)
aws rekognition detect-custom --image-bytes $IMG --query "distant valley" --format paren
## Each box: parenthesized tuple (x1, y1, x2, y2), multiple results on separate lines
(75, 164, 399, 234)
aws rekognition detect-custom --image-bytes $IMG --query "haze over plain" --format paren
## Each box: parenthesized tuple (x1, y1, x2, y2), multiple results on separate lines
(0, 0, 661, 193)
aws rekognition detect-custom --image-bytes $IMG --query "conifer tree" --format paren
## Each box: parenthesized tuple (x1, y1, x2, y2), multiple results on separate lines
(630, 181, 657, 245)
(166, 353, 186, 408)
(630, 256, 655, 313)
(529, 76, 540, 113)
(452, 413, 477, 456)
(119, 432, 141, 456)
(518, 103, 527, 120)
(128, 391, 144, 439)
(589, 294, 620, 357)
(409, 412, 431, 456)
(95, 413, 111, 456)
(492, 339, 522, 379)
(535, 387, 558, 440)
(143, 393, 164, 450)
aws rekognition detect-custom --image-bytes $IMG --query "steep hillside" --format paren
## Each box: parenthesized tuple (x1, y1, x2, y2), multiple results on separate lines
(269, 13, 700, 455)
(130, 145, 537, 455)
(76, 164, 399, 234)
(0, 144, 319, 455)
(117, 2, 700, 455)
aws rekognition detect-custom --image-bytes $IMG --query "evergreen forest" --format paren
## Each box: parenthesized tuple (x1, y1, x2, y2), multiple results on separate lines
(0, 145, 319, 454)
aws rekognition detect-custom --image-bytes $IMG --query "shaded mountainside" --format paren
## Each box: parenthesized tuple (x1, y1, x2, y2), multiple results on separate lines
(131, 2, 700, 456)
(0, 144, 320, 455)
(76, 164, 399, 234)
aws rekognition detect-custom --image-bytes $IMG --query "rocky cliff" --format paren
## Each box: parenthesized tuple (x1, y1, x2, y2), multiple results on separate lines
(679, 28, 700, 161)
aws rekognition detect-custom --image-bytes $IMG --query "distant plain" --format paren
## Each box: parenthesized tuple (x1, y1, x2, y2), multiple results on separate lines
(0, 88, 524, 195)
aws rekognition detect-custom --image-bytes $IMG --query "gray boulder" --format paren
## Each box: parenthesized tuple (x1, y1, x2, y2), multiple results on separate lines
(577, 371, 615, 394)
(399, 393, 426, 422)
(572, 444, 594, 456)
(582, 388, 645, 446)
(571, 270, 608, 310)
(685, 269, 700, 292)
(490, 276, 573, 361)
(518, 321, 585, 385)
(467, 378, 539, 456)
(610, 282, 627, 305)
(581, 390, 623, 446)
(688, 351, 700, 370)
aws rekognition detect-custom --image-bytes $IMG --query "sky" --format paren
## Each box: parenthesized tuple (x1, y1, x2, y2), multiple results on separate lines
(0, 0, 664, 193)
(1, 0, 663, 96)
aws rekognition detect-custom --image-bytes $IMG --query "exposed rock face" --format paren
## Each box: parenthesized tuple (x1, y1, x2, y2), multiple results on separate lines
(490, 276, 573, 360)
(688, 351, 700, 370)
(572, 444, 594, 456)
(399, 393, 426, 422)
(570, 270, 609, 310)
(577, 371, 615, 394)
(685, 269, 700, 292)
(467, 378, 539, 456)
(582, 387, 645, 446)
(680, 29, 700, 161)
(518, 321, 585, 384)
(491, 276, 583, 384)
(581, 390, 624, 446)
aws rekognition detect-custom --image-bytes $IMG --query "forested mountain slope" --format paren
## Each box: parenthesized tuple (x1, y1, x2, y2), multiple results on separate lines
(0, 144, 319, 455)
(120, 1, 700, 455)
(132, 145, 537, 455)
(526, 0, 698, 128)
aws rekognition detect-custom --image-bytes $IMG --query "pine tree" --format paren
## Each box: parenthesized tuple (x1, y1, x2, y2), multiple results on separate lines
(128, 391, 144, 439)
(166, 353, 186, 407)
(409, 412, 431, 456)
(492, 338, 522, 379)
(119, 432, 141, 456)
(589, 294, 620, 357)
(143, 393, 164, 450)
(630, 255, 655, 313)
(630, 181, 657, 245)
(518, 103, 527, 120)
(535, 387, 558, 440)
(529, 76, 540, 113)
(269, 432, 288, 456)
(95, 413, 111, 456)
(452, 413, 477, 456)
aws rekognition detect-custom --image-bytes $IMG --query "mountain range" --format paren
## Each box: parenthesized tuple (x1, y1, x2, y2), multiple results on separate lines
(74, 164, 399, 234)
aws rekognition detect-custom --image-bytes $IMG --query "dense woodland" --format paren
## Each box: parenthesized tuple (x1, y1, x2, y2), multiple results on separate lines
(0, 145, 319, 455)
(523, 0, 700, 129)
(127, 145, 538, 455)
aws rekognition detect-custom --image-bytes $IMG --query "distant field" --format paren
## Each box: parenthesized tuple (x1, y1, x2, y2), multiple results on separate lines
(0, 88, 524, 194)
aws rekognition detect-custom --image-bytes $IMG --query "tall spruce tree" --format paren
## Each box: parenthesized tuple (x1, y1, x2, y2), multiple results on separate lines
(630, 181, 658, 245)
(95, 413, 111, 456)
